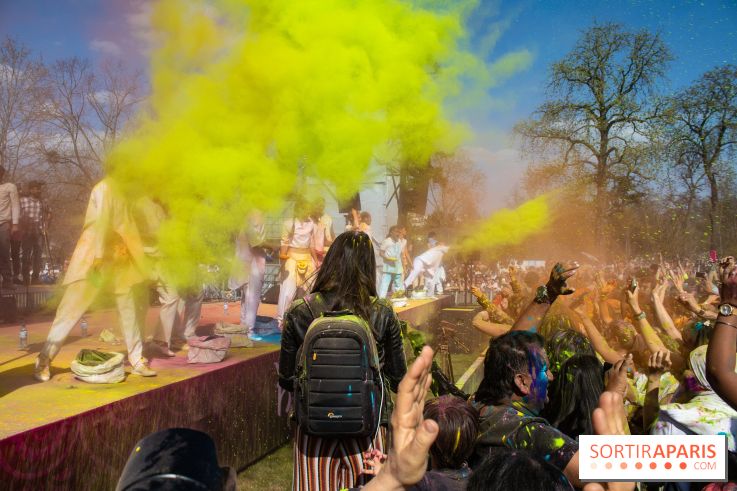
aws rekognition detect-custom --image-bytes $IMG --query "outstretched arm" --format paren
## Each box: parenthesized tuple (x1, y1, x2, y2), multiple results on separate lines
(706, 256, 737, 410)
(511, 262, 579, 332)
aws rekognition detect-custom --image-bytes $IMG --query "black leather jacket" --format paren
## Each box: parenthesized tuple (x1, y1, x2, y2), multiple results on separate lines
(277, 292, 407, 393)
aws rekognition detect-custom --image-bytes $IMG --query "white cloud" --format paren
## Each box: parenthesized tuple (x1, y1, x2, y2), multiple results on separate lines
(89, 39, 122, 57)
(126, 0, 155, 47)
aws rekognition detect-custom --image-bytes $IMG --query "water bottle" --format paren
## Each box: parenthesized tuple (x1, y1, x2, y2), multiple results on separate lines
(223, 302, 229, 316)
(80, 318, 88, 337)
(19, 323, 28, 350)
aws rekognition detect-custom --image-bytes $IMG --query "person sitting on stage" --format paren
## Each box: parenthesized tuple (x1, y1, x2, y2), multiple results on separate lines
(34, 178, 155, 381)
(278, 230, 406, 491)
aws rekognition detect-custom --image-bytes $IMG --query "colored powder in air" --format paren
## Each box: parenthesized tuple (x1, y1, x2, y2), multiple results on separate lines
(455, 193, 551, 254)
(108, 0, 487, 289)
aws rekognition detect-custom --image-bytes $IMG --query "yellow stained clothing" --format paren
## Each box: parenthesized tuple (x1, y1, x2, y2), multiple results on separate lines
(63, 179, 147, 292)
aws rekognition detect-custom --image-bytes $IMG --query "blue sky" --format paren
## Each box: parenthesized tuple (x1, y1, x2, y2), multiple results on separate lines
(2, 0, 736, 210)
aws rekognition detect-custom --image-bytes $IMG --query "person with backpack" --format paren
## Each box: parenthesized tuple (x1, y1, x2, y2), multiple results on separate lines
(278, 230, 407, 491)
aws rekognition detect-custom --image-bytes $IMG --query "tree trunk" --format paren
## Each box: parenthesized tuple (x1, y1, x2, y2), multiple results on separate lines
(705, 169, 721, 251)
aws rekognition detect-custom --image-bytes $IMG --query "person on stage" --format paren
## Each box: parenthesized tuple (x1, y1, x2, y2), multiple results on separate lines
(403, 235, 449, 296)
(348, 209, 382, 286)
(229, 211, 268, 341)
(133, 196, 182, 357)
(34, 178, 155, 381)
(378, 225, 404, 298)
(311, 197, 334, 269)
(276, 200, 317, 330)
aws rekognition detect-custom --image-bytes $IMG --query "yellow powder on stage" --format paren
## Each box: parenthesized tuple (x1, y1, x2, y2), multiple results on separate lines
(108, 0, 486, 288)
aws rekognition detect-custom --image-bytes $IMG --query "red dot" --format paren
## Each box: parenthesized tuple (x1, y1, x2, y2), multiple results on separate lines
(665, 462, 672, 470)
(650, 462, 657, 469)
(635, 463, 643, 469)
(605, 462, 613, 469)
(620, 462, 628, 469)
(680, 462, 687, 470)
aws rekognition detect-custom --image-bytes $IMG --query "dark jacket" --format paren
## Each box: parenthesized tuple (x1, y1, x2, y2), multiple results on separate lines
(277, 292, 407, 393)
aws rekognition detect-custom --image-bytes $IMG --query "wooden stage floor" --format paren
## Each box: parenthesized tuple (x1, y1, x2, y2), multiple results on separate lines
(0, 297, 449, 440)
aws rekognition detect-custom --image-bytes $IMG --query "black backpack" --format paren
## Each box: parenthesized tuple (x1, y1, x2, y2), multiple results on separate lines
(294, 293, 383, 438)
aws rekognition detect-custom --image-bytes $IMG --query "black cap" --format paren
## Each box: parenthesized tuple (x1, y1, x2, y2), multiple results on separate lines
(116, 428, 226, 491)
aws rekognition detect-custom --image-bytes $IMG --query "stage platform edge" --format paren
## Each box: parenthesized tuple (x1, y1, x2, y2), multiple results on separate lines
(0, 296, 451, 491)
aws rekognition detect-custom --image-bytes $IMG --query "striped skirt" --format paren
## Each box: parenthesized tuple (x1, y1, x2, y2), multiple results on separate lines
(292, 424, 386, 491)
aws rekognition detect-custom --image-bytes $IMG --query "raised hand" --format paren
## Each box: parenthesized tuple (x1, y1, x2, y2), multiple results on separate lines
(719, 256, 737, 307)
(364, 346, 438, 490)
(546, 262, 579, 299)
(647, 350, 672, 379)
(605, 354, 634, 398)
(583, 392, 635, 491)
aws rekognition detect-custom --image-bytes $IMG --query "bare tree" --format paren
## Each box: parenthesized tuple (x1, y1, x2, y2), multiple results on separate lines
(665, 65, 737, 250)
(0, 37, 46, 179)
(35, 57, 143, 259)
(515, 23, 671, 250)
(39, 57, 142, 195)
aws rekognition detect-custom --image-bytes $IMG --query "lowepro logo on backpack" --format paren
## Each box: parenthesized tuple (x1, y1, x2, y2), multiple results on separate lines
(295, 294, 384, 438)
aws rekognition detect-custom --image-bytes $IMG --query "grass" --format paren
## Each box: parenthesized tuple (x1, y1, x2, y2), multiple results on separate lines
(236, 350, 485, 490)
(237, 444, 293, 490)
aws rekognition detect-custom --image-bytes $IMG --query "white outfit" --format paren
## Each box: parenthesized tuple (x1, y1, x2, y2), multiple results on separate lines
(404, 245, 449, 294)
(175, 290, 204, 341)
(378, 236, 404, 298)
(652, 345, 737, 451)
(40, 179, 148, 367)
(133, 197, 182, 349)
(229, 217, 267, 334)
(277, 218, 316, 326)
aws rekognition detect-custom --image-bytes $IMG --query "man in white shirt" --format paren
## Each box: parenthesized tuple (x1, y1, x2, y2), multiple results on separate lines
(0, 165, 20, 290)
(34, 179, 155, 381)
(277, 203, 317, 329)
(403, 237, 449, 296)
(229, 211, 268, 340)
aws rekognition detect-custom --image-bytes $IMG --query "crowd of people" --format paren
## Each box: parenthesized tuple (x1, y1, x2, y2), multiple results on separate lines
(0, 165, 51, 290)
(10, 171, 737, 490)
(274, 224, 737, 490)
(28, 176, 449, 382)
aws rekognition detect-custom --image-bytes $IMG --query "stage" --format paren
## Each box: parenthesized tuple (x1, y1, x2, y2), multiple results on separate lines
(0, 295, 452, 490)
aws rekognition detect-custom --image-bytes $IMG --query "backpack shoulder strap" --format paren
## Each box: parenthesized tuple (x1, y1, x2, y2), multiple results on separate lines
(304, 292, 328, 320)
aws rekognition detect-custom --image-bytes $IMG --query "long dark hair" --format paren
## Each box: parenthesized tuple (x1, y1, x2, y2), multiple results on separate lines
(310, 230, 377, 321)
(474, 331, 545, 406)
(468, 447, 573, 491)
(542, 354, 603, 440)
